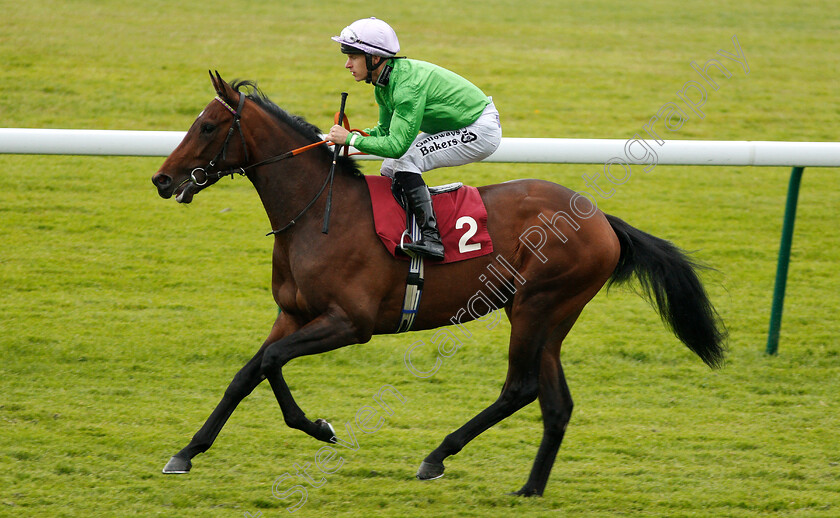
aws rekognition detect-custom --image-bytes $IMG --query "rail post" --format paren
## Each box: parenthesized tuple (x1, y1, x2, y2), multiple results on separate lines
(765, 166, 805, 355)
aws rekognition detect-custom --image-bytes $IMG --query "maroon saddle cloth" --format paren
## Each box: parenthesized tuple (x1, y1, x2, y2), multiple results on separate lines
(363, 175, 494, 264)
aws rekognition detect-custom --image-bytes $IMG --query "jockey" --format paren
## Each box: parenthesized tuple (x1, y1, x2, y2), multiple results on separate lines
(327, 17, 502, 261)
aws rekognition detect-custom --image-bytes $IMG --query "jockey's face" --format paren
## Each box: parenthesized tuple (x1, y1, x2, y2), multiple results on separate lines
(344, 53, 385, 83)
(345, 54, 368, 82)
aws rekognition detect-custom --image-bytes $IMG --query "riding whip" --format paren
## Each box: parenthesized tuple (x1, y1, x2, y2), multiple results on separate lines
(322, 92, 348, 234)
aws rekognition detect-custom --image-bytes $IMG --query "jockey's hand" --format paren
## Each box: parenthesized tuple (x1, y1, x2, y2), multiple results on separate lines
(326, 125, 350, 145)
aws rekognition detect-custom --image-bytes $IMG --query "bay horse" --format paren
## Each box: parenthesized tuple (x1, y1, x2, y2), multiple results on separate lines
(151, 72, 726, 497)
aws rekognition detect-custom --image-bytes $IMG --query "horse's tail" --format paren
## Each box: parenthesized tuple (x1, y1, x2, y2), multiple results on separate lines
(605, 214, 727, 369)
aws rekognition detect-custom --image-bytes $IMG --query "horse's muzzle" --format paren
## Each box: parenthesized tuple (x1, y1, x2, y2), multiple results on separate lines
(152, 172, 175, 199)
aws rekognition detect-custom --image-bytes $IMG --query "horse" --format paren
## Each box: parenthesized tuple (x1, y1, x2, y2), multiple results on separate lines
(151, 71, 726, 497)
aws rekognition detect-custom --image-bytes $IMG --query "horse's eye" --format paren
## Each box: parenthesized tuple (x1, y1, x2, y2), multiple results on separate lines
(201, 123, 216, 134)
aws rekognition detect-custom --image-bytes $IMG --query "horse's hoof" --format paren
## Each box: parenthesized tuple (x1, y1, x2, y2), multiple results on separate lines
(416, 461, 445, 480)
(162, 456, 192, 474)
(314, 418, 336, 443)
(508, 487, 542, 497)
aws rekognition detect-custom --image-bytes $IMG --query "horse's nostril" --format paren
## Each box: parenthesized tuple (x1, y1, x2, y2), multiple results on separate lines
(153, 173, 172, 189)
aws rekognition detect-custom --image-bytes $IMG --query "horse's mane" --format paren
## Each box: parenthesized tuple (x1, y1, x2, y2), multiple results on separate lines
(231, 80, 362, 176)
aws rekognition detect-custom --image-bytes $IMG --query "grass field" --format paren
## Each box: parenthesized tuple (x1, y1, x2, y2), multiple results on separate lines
(2, 1, 839, 517)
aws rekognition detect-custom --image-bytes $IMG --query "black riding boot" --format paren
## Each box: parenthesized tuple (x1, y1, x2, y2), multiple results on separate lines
(396, 172, 445, 261)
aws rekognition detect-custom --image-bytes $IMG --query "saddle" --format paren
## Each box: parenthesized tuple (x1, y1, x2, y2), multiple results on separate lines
(363, 175, 493, 333)
(391, 180, 464, 209)
(364, 175, 492, 264)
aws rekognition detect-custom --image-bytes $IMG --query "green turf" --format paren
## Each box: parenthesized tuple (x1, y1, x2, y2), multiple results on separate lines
(2, 1, 839, 516)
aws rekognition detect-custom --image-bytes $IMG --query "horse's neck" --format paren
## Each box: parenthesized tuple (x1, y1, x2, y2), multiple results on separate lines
(250, 153, 364, 240)
(244, 114, 367, 240)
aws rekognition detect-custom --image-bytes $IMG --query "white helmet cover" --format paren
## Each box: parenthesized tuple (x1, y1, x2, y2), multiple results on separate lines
(331, 17, 400, 57)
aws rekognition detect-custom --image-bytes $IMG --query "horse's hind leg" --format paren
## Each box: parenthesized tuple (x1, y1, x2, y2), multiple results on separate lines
(416, 362, 539, 480)
(512, 343, 573, 496)
(417, 304, 580, 497)
(416, 310, 546, 480)
(508, 308, 580, 496)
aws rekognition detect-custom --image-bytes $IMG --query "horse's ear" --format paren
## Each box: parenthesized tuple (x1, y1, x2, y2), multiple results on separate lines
(210, 70, 226, 97)
(211, 70, 239, 102)
(209, 70, 220, 94)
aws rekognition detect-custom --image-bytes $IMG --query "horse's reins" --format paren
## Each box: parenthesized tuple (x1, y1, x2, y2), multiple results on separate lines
(189, 93, 360, 236)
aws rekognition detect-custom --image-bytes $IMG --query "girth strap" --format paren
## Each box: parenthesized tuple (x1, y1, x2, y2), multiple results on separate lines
(396, 213, 425, 333)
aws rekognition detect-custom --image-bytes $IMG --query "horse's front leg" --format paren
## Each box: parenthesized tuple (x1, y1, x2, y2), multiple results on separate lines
(260, 308, 366, 442)
(162, 313, 297, 474)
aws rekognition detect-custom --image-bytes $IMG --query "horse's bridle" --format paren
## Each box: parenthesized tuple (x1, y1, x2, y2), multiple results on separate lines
(188, 94, 250, 187)
(187, 93, 343, 235)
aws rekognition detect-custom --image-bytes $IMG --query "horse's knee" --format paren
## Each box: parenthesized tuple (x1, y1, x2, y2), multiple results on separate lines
(260, 344, 289, 375)
(224, 376, 250, 401)
(223, 356, 264, 401)
(499, 379, 539, 407)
